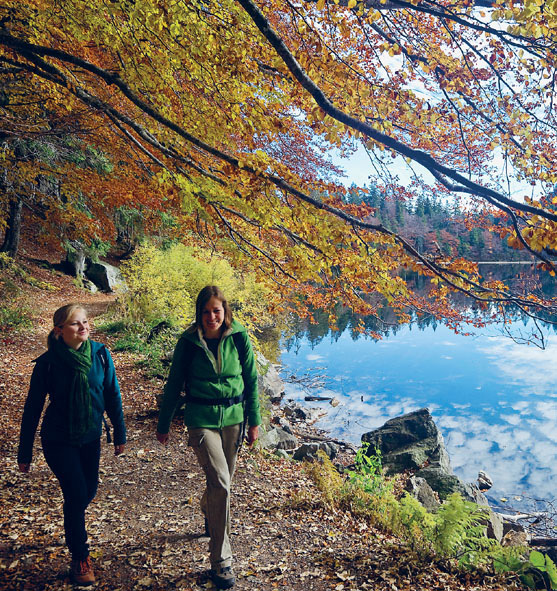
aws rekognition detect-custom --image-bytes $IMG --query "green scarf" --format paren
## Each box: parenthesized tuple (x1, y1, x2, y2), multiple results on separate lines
(51, 337, 94, 443)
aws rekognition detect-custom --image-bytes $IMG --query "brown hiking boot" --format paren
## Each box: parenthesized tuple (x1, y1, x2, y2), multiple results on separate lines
(71, 556, 95, 586)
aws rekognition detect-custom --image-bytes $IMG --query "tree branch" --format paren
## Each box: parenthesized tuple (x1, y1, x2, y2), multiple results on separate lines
(2, 28, 555, 320)
(234, 0, 557, 224)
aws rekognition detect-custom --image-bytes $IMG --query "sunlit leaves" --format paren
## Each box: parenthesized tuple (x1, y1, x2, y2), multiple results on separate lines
(1, 0, 556, 327)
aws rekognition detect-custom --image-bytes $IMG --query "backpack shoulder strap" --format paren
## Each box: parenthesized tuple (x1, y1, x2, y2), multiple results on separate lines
(99, 346, 108, 372)
(96, 345, 112, 443)
(181, 337, 196, 388)
(231, 331, 247, 369)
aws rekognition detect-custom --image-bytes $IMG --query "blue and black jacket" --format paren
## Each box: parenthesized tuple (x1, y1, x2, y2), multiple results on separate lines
(17, 340, 126, 464)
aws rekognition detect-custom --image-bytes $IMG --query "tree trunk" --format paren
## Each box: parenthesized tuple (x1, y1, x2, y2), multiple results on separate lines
(1, 196, 23, 258)
(64, 239, 86, 281)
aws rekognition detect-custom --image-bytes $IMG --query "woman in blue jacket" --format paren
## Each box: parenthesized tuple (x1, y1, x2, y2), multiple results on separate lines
(18, 303, 126, 587)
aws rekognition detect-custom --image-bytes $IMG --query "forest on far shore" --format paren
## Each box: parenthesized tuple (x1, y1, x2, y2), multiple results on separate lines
(344, 185, 546, 262)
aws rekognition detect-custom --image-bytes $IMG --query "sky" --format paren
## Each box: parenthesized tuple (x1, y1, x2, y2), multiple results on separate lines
(335, 142, 539, 204)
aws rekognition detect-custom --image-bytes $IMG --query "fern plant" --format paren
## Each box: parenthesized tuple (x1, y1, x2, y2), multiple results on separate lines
(430, 493, 495, 565)
(396, 494, 436, 555)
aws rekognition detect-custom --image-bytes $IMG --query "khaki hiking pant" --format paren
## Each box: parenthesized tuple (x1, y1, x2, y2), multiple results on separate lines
(188, 424, 242, 569)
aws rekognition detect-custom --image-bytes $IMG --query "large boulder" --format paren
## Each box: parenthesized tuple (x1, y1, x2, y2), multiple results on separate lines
(86, 261, 124, 292)
(362, 409, 486, 503)
(362, 408, 451, 476)
(361, 408, 504, 541)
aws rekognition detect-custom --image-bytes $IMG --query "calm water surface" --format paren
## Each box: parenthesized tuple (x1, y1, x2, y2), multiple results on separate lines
(280, 305, 557, 505)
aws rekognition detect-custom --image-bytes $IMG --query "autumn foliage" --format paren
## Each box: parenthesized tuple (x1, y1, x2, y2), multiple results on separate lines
(1, 0, 556, 326)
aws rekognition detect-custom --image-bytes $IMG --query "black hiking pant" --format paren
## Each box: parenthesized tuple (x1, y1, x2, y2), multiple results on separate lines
(42, 438, 101, 560)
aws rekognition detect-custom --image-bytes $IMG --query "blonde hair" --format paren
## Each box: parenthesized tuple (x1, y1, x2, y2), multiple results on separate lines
(47, 304, 88, 349)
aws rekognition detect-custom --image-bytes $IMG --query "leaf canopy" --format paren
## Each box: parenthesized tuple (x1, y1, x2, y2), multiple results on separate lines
(1, 0, 556, 328)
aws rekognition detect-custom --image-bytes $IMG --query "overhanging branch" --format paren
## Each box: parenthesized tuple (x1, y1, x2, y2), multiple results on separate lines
(1, 28, 555, 320)
(235, 0, 557, 224)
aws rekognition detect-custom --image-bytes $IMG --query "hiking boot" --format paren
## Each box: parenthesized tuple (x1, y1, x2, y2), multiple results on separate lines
(71, 556, 95, 586)
(209, 565, 235, 589)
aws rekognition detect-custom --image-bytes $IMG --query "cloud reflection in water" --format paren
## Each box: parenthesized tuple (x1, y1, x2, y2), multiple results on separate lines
(281, 324, 557, 502)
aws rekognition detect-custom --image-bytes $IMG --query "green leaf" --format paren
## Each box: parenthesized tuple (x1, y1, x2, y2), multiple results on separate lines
(545, 555, 557, 589)
(529, 550, 546, 568)
(520, 573, 537, 589)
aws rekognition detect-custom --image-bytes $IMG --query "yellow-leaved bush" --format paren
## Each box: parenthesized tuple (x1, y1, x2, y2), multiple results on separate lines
(117, 242, 273, 335)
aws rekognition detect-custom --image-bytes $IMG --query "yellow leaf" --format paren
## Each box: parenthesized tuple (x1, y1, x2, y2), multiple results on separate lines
(348, 0, 357, 8)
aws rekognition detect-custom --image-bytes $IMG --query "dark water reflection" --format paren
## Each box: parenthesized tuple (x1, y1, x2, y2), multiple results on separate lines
(280, 264, 557, 503)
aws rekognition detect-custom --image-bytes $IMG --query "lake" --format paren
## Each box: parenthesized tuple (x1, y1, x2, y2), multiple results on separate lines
(279, 265, 557, 507)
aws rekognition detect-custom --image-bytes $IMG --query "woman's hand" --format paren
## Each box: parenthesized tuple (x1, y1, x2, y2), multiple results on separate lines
(114, 444, 125, 456)
(156, 431, 169, 445)
(247, 425, 259, 446)
(18, 463, 30, 473)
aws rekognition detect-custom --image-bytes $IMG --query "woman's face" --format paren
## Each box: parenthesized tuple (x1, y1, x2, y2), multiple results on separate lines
(202, 296, 225, 338)
(56, 309, 90, 350)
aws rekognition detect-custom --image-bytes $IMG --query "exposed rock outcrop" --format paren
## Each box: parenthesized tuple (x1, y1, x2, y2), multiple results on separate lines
(361, 408, 504, 541)
(86, 261, 124, 292)
(292, 441, 338, 462)
(257, 427, 298, 451)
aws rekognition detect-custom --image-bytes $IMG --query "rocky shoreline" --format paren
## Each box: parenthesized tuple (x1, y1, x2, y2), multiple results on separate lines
(257, 359, 556, 558)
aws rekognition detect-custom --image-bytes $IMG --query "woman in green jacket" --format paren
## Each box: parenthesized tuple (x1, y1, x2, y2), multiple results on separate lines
(18, 304, 126, 587)
(156, 286, 260, 590)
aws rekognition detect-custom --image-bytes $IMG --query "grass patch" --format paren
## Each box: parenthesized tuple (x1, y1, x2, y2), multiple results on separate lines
(0, 305, 33, 332)
(98, 319, 129, 335)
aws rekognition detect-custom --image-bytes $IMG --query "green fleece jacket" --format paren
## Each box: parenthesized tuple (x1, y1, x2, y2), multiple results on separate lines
(157, 320, 260, 432)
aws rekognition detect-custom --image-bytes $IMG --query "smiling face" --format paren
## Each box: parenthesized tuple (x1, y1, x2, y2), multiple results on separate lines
(201, 296, 225, 339)
(56, 308, 90, 350)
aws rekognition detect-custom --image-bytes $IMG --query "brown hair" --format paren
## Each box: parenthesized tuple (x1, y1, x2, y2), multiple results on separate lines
(47, 303, 88, 349)
(195, 286, 232, 333)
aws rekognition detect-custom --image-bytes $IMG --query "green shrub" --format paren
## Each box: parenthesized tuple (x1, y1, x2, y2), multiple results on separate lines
(304, 447, 398, 527)
(345, 443, 386, 496)
(118, 242, 275, 337)
(494, 548, 557, 590)
(97, 317, 180, 380)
